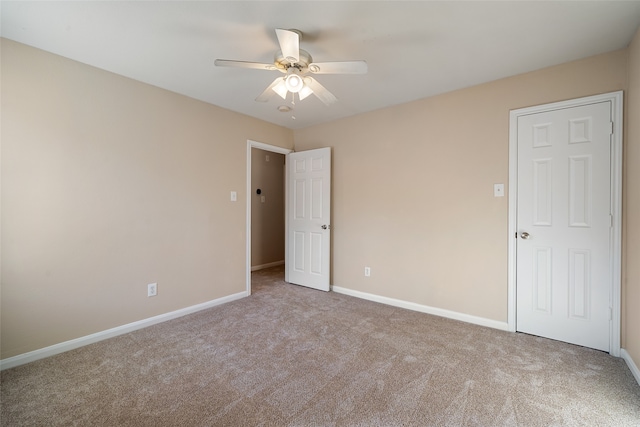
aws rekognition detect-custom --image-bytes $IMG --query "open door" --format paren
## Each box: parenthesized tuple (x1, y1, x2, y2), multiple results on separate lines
(285, 147, 331, 291)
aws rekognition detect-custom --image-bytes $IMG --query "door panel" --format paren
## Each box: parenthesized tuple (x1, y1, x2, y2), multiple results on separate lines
(516, 102, 611, 351)
(286, 147, 331, 291)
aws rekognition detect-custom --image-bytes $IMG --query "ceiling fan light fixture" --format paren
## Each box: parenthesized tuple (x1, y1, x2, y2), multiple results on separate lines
(284, 68, 303, 93)
(272, 79, 288, 99)
(299, 80, 313, 100)
(217, 28, 366, 106)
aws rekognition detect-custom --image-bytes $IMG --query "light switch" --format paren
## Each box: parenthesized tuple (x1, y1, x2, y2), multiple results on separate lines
(261, 196, 266, 203)
(494, 184, 504, 197)
(266, 155, 270, 162)
(230, 191, 237, 202)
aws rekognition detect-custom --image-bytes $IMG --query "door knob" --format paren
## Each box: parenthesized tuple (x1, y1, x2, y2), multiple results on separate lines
(520, 232, 530, 239)
(321, 225, 331, 230)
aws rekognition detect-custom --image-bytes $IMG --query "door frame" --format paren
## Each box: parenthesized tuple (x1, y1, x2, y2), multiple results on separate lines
(246, 140, 293, 296)
(507, 91, 623, 356)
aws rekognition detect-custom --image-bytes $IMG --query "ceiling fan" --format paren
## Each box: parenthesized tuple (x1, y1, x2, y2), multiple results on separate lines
(214, 28, 367, 106)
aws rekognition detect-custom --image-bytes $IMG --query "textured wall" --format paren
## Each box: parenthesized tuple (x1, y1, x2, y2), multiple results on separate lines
(2, 36, 637, 365)
(623, 26, 640, 370)
(0, 39, 293, 359)
(294, 49, 628, 324)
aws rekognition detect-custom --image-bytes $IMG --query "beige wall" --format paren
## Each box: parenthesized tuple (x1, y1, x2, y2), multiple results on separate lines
(624, 27, 640, 369)
(2, 34, 638, 368)
(251, 148, 285, 268)
(294, 49, 628, 324)
(0, 39, 293, 359)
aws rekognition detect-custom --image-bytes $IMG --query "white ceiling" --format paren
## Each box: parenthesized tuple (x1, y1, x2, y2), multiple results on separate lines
(2, 1, 640, 129)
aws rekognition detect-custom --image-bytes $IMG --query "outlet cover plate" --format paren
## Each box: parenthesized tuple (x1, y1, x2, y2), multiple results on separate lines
(147, 283, 157, 297)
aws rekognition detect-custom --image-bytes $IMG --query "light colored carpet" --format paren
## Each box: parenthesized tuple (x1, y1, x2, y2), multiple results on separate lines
(2, 265, 639, 426)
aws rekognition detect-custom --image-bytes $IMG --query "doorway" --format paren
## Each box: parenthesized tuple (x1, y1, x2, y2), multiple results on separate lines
(251, 148, 285, 271)
(507, 91, 623, 355)
(246, 140, 292, 295)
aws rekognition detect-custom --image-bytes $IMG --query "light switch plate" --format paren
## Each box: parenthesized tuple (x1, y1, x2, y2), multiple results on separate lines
(494, 184, 504, 197)
(230, 191, 237, 202)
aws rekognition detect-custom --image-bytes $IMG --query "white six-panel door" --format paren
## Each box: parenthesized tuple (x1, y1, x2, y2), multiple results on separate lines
(516, 101, 612, 351)
(286, 147, 331, 291)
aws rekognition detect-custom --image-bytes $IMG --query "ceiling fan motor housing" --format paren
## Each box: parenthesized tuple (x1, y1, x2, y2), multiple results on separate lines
(275, 49, 313, 73)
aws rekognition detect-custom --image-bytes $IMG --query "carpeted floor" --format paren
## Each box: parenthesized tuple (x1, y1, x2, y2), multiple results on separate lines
(2, 265, 639, 426)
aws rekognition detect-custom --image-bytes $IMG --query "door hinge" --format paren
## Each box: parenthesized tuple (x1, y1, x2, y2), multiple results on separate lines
(609, 307, 613, 321)
(609, 214, 613, 228)
(609, 122, 614, 135)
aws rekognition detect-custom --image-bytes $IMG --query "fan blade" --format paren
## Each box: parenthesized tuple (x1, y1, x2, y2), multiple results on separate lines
(275, 29, 299, 64)
(304, 77, 337, 106)
(255, 78, 287, 102)
(215, 59, 275, 71)
(256, 78, 280, 102)
(309, 61, 368, 74)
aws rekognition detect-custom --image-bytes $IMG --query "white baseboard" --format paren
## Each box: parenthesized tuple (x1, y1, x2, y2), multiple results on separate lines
(331, 286, 509, 332)
(251, 260, 284, 271)
(0, 291, 248, 371)
(621, 349, 640, 386)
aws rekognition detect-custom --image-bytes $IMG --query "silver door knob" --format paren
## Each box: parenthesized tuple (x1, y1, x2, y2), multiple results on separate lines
(520, 232, 530, 239)
(321, 225, 330, 230)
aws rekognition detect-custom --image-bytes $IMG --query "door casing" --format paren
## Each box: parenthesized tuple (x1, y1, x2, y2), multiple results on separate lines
(507, 91, 623, 356)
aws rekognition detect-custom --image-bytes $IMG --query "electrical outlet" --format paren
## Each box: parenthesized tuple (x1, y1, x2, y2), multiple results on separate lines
(364, 267, 371, 277)
(147, 283, 157, 297)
